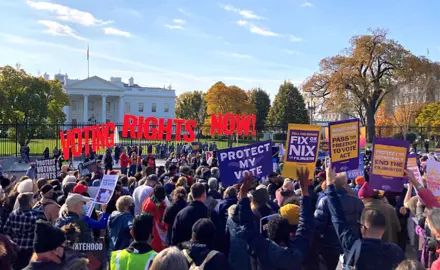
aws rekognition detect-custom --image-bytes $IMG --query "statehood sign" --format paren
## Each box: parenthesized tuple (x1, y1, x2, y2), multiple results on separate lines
(369, 137, 409, 192)
(329, 119, 359, 173)
(217, 141, 272, 186)
(36, 158, 57, 179)
(283, 124, 321, 180)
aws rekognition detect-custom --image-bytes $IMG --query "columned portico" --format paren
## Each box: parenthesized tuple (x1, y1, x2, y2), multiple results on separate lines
(83, 94, 89, 122)
(119, 96, 124, 123)
(101, 95, 107, 122)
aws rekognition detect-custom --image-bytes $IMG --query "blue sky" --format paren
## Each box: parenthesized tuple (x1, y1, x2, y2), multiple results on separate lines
(1, 0, 440, 98)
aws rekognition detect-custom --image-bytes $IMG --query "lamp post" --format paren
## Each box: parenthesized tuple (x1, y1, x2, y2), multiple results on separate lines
(305, 97, 317, 124)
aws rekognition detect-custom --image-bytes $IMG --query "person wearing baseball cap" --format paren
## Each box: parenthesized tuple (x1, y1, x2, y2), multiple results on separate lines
(55, 193, 109, 243)
(23, 220, 67, 269)
(33, 184, 61, 223)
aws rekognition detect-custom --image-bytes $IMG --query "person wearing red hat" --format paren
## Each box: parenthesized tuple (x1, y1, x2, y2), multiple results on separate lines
(73, 183, 88, 195)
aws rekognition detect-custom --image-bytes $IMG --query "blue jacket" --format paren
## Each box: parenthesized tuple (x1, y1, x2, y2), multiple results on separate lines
(56, 212, 109, 243)
(238, 196, 313, 270)
(226, 214, 252, 270)
(325, 185, 405, 270)
(314, 187, 364, 253)
(107, 212, 133, 253)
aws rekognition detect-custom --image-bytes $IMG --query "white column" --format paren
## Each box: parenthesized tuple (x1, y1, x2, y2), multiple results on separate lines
(63, 106, 69, 124)
(83, 94, 89, 123)
(119, 96, 124, 123)
(101, 95, 107, 123)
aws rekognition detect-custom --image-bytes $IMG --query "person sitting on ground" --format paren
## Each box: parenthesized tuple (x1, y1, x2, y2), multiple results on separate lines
(179, 218, 232, 270)
(110, 214, 157, 270)
(23, 220, 68, 270)
(324, 164, 405, 269)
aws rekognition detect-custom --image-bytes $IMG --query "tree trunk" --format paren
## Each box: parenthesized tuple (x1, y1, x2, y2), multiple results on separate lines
(366, 107, 375, 143)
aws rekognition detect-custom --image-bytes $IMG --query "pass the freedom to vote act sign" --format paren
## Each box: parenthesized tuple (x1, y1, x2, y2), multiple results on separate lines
(217, 140, 273, 187)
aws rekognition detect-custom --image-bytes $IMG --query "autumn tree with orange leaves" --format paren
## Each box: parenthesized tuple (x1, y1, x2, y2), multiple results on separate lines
(303, 28, 440, 142)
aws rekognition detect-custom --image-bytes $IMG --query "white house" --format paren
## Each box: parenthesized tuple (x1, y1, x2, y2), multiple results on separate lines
(51, 74, 176, 124)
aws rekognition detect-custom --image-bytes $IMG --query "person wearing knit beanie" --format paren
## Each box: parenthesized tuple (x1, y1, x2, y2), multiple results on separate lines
(23, 220, 66, 269)
(353, 176, 366, 197)
(62, 175, 77, 187)
(191, 218, 216, 248)
(357, 182, 377, 199)
(279, 203, 300, 225)
(18, 179, 34, 194)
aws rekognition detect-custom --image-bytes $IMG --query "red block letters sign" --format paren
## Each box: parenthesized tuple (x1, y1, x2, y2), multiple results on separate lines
(60, 123, 115, 158)
(210, 113, 256, 136)
(122, 114, 197, 142)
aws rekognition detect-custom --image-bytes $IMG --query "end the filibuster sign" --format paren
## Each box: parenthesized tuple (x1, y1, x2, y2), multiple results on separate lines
(217, 141, 272, 187)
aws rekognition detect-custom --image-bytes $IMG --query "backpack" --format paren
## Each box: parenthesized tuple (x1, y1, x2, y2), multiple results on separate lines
(183, 250, 219, 270)
(336, 239, 362, 270)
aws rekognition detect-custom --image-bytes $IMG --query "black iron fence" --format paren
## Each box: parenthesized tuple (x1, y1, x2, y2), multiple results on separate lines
(0, 122, 439, 157)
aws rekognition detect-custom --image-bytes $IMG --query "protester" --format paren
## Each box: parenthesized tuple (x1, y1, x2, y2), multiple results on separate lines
(3, 192, 43, 269)
(163, 187, 187, 245)
(142, 185, 167, 252)
(172, 183, 213, 245)
(60, 223, 89, 269)
(275, 178, 295, 207)
(120, 149, 129, 175)
(109, 214, 157, 270)
(0, 233, 18, 270)
(132, 175, 155, 216)
(33, 184, 61, 223)
(23, 220, 68, 270)
(25, 163, 37, 180)
(57, 182, 75, 206)
(108, 195, 134, 254)
(55, 193, 109, 242)
(324, 164, 405, 269)
(314, 171, 365, 269)
(179, 218, 232, 269)
(150, 247, 188, 270)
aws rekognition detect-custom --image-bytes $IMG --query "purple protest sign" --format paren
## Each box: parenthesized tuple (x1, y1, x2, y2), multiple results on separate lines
(286, 130, 319, 162)
(369, 137, 409, 192)
(328, 119, 360, 173)
(217, 140, 273, 187)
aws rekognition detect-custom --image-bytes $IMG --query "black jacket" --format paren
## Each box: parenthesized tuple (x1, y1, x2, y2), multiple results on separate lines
(172, 201, 217, 246)
(179, 241, 232, 270)
(164, 199, 187, 245)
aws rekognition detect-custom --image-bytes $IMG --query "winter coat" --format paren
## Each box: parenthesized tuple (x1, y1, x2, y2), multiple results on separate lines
(55, 211, 109, 243)
(226, 214, 252, 270)
(363, 199, 401, 245)
(108, 211, 133, 253)
(120, 153, 129, 168)
(163, 199, 187, 246)
(314, 187, 364, 254)
(33, 197, 60, 223)
(325, 184, 405, 270)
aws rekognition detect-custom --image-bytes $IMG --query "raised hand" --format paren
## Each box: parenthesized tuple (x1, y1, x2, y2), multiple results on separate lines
(326, 162, 337, 186)
(296, 168, 310, 196)
(239, 172, 254, 199)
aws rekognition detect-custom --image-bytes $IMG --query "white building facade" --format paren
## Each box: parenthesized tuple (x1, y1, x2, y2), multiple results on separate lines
(53, 74, 176, 124)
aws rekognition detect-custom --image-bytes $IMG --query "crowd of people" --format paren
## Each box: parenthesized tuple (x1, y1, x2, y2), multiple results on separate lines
(0, 142, 439, 269)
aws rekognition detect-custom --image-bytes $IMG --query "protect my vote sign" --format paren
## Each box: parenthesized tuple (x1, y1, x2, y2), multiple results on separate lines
(217, 140, 272, 186)
(369, 137, 409, 192)
(283, 124, 321, 180)
(329, 119, 360, 173)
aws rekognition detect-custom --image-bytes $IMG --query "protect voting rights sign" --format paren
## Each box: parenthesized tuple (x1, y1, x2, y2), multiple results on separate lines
(283, 124, 321, 180)
(328, 119, 360, 173)
(217, 140, 272, 187)
(369, 137, 409, 192)
(36, 158, 57, 179)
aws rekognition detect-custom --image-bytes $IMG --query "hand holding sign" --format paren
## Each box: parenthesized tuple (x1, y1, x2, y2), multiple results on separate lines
(326, 162, 337, 187)
(404, 169, 422, 189)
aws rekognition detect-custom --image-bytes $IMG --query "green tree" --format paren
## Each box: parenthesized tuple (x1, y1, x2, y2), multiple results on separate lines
(416, 102, 440, 127)
(248, 88, 271, 131)
(0, 65, 70, 146)
(266, 81, 309, 126)
(175, 90, 206, 127)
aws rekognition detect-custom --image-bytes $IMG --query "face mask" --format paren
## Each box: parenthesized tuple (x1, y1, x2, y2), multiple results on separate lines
(82, 204, 88, 216)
